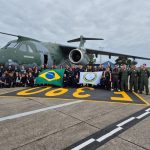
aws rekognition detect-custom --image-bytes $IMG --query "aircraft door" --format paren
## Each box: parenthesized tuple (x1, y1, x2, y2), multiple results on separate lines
(44, 54, 48, 65)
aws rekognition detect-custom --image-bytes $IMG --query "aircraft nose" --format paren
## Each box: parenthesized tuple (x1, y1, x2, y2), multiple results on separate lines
(0, 48, 5, 65)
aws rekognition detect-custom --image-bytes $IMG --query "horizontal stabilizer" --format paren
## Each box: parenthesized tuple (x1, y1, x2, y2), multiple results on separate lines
(67, 36, 104, 43)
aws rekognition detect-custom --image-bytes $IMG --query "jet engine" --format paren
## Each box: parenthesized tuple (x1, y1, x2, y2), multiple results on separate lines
(69, 49, 90, 64)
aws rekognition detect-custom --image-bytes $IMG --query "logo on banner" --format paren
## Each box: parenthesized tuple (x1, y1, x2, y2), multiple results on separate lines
(83, 72, 97, 82)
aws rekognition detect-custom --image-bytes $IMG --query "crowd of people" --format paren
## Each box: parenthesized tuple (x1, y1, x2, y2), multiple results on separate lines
(0, 63, 149, 95)
(63, 63, 150, 95)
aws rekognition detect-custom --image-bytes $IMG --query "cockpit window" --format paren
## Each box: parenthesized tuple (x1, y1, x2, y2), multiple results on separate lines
(6, 42, 19, 48)
(27, 45, 34, 53)
(19, 44, 27, 52)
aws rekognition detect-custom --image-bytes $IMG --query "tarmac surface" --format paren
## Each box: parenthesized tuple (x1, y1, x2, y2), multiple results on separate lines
(0, 87, 149, 150)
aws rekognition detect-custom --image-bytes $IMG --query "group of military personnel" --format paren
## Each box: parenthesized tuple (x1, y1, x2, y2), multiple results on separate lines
(63, 63, 150, 95)
(118, 64, 149, 95)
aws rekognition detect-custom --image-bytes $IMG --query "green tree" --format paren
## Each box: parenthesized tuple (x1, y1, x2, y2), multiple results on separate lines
(115, 57, 138, 67)
(88, 54, 96, 64)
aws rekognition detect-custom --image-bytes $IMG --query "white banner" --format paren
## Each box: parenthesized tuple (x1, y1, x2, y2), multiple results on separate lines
(79, 71, 103, 85)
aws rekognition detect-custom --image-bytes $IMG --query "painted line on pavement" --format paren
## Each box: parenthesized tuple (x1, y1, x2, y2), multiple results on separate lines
(71, 139, 95, 150)
(136, 111, 150, 119)
(145, 108, 150, 112)
(116, 117, 135, 127)
(66, 107, 150, 150)
(96, 127, 123, 142)
(0, 100, 83, 122)
(132, 92, 150, 106)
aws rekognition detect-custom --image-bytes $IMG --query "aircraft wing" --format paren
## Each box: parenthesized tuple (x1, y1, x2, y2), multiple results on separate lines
(86, 49, 150, 60)
(60, 44, 150, 60)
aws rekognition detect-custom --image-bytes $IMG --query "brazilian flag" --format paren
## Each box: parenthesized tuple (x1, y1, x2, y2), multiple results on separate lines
(35, 69, 65, 87)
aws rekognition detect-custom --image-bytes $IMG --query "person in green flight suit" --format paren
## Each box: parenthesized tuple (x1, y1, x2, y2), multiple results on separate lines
(138, 65, 143, 91)
(139, 64, 149, 95)
(129, 65, 138, 92)
(119, 64, 129, 91)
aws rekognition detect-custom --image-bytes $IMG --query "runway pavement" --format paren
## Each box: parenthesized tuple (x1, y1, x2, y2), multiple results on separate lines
(0, 87, 149, 150)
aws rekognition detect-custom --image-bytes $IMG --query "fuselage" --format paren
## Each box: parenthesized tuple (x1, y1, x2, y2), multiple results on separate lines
(0, 39, 65, 67)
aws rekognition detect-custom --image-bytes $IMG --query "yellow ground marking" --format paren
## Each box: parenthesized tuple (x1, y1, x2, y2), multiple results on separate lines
(85, 99, 146, 106)
(73, 87, 94, 98)
(16, 87, 94, 98)
(45, 88, 68, 97)
(0, 95, 147, 106)
(0, 87, 148, 106)
(133, 92, 150, 106)
(17, 87, 51, 96)
(111, 91, 133, 102)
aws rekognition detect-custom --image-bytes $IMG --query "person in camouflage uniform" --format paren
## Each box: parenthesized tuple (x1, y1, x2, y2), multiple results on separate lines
(139, 64, 149, 95)
(129, 65, 138, 92)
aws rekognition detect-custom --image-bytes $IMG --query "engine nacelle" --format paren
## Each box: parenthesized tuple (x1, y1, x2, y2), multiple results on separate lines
(69, 49, 90, 64)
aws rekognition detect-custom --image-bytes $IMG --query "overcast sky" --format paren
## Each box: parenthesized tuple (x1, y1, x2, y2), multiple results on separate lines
(0, 0, 150, 65)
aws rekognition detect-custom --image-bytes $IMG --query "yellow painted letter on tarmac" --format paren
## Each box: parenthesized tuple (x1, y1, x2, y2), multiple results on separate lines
(17, 87, 51, 96)
(111, 91, 133, 102)
(45, 88, 68, 96)
(73, 87, 94, 98)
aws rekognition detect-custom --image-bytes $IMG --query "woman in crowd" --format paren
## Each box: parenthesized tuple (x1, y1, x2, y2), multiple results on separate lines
(111, 65, 120, 91)
(104, 67, 112, 90)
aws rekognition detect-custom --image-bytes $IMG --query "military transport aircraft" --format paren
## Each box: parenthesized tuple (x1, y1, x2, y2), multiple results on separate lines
(0, 31, 150, 67)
